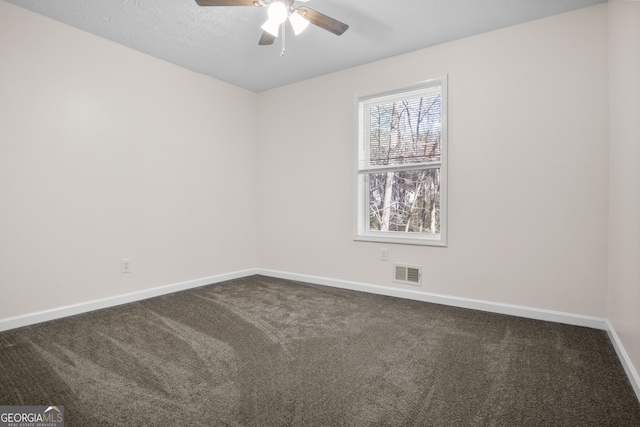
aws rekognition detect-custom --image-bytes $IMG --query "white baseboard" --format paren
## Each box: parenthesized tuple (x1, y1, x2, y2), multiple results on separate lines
(0, 268, 606, 332)
(257, 269, 608, 330)
(259, 269, 639, 402)
(0, 268, 259, 333)
(1, 267, 637, 402)
(606, 320, 640, 402)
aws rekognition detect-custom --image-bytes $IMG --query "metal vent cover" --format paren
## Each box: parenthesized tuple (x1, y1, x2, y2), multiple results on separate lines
(394, 264, 422, 286)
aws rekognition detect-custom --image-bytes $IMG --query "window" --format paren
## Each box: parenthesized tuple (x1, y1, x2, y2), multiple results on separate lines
(355, 77, 447, 246)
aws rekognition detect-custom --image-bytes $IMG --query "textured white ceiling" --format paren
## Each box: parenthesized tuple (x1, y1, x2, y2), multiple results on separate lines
(5, 0, 605, 92)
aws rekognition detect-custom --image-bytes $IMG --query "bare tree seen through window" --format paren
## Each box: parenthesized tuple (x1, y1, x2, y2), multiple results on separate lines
(367, 94, 442, 234)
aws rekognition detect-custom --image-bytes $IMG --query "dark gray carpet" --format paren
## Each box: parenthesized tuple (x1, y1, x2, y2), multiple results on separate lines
(1, 275, 639, 426)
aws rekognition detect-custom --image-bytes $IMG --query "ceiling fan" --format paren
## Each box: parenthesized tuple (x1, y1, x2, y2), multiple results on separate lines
(195, 0, 349, 48)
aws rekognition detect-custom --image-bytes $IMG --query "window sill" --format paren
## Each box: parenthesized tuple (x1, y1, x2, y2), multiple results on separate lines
(354, 232, 447, 247)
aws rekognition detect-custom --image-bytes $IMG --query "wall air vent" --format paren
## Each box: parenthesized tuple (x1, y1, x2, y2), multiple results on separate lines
(394, 264, 422, 286)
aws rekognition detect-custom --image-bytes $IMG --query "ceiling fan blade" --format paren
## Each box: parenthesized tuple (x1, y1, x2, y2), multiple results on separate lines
(296, 6, 348, 36)
(195, 0, 259, 6)
(259, 31, 276, 45)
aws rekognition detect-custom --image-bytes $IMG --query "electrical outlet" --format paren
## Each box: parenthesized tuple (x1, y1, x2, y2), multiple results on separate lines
(380, 248, 389, 261)
(121, 258, 131, 274)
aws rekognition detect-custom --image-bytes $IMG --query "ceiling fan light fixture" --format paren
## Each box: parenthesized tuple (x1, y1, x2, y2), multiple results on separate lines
(261, 18, 281, 37)
(267, 1, 288, 24)
(289, 10, 309, 35)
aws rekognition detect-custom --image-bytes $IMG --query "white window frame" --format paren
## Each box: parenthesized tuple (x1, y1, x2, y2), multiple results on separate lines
(354, 77, 448, 247)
